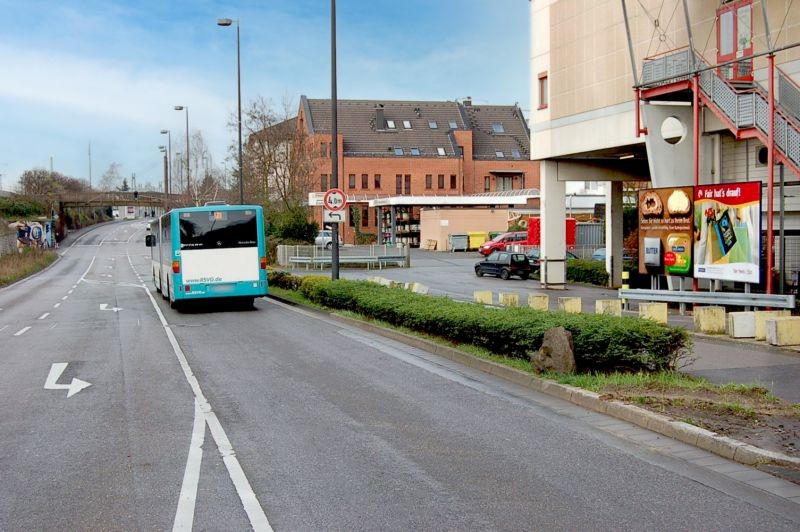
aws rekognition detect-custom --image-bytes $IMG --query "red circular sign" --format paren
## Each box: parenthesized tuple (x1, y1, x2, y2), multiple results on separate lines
(663, 251, 676, 266)
(323, 188, 347, 211)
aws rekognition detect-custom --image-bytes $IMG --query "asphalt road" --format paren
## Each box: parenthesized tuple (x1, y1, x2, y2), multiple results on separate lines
(1, 221, 799, 529)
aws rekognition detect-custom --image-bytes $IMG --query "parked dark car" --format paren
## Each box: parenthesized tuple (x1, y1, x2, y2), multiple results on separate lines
(526, 248, 579, 269)
(474, 251, 533, 280)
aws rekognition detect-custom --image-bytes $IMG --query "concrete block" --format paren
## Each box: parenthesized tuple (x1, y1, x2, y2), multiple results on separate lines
(557, 297, 582, 314)
(693, 305, 726, 334)
(639, 302, 668, 324)
(528, 294, 549, 310)
(754, 310, 791, 340)
(595, 299, 622, 317)
(499, 293, 519, 307)
(726, 311, 755, 338)
(410, 283, 429, 295)
(766, 317, 800, 346)
(473, 291, 493, 305)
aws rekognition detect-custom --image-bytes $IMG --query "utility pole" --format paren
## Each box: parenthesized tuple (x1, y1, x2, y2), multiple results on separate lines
(88, 143, 92, 189)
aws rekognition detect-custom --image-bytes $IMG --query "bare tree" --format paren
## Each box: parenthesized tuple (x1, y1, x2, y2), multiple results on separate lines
(99, 163, 123, 192)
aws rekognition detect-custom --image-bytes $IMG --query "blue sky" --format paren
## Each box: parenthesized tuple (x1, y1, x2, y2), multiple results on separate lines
(0, 0, 531, 191)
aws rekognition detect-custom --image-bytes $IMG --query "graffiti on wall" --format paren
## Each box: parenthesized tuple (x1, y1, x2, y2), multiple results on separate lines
(7, 220, 55, 252)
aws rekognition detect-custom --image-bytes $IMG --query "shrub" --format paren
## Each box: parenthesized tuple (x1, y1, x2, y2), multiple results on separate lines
(567, 259, 609, 286)
(299, 279, 690, 372)
(267, 269, 303, 290)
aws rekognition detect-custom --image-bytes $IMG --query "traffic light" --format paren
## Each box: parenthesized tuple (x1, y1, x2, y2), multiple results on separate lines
(133, 191, 139, 202)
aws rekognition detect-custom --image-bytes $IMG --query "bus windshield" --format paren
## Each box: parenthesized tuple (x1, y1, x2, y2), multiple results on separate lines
(179, 209, 258, 250)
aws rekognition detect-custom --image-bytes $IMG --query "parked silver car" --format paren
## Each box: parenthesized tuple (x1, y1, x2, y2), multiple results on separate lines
(315, 229, 343, 249)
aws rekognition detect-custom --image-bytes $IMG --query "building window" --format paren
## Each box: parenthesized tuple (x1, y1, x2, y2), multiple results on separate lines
(425, 174, 432, 189)
(538, 71, 549, 110)
(496, 150, 505, 158)
(437, 174, 444, 189)
(361, 174, 368, 188)
(396, 175, 402, 194)
(374, 174, 381, 188)
(437, 147, 446, 156)
(450, 174, 456, 189)
(387, 120, 396, 129)
(484, 176, 490, 192)
(491, 122, 505, 133)
(394, 147, 404, 156)
(348, 174, 356, 188)
(403, 120, 412, 129)
(410, 147, 420, 156)
(404, 175, 411, 194)
(362, 207, 369, 227)
(320, 142, 327, 157)
(497, 176, 513, 191)
(511, 149, 521, 159)
(428, 120, 438, 129)
(349, 208, 355, 227)
(449, 120, 458, 129)
(321, 174, 328, 191)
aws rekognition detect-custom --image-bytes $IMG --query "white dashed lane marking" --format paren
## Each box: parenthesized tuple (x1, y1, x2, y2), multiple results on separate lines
(38, 313, 49, 320)
(14, 327, 31, 336)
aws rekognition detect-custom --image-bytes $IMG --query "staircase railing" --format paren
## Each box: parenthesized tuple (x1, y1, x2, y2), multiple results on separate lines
(641, 48, 800, 172)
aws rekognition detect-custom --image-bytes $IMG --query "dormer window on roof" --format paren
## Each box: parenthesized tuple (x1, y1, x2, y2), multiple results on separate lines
(448, 120, 458, 129)
(403, 120, 412, 129)
(428, 120, 438, 129)
(387, 120, 396, 129)
(495, 150, 505, 158)
(491, 122, 505, 133)
(437, 147, 446, 156)
(410, 147, 420, 156)
(511, 149, 521, 159)
(394, 147, 404, 156)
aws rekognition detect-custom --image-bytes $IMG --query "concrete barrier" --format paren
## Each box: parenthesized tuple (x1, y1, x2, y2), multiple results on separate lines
(766, 316, 800, 346)
(595, 299, 622, 317)
(410, 283, 429, 295)
(754, 310, 792, 340)
(499, 293, 519, 307)
(693, 306, 726, 334)
(557, 297, 582, 314)
(726, 311, 755, 338)
(639, 302, 668, 324)
(528, 294, 549, 311)
(473, 291, 493, 305)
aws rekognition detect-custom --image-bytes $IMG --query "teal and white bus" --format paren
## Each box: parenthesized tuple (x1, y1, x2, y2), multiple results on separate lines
(145, 204, 268, 308)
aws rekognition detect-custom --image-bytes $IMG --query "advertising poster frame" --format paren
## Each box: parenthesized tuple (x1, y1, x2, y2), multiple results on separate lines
(637, 186, 694, 277)
(693, 182, 761, 284)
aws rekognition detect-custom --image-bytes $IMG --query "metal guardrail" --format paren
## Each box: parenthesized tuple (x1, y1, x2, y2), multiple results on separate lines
(618, 288, 795, 309)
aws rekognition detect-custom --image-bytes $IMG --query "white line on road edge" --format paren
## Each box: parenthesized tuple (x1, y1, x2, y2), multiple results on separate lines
(14, 327, 31, 336)
(38, 313, 49, 320)
(173, 399, 206, 531)
(140, 281, 272, 531)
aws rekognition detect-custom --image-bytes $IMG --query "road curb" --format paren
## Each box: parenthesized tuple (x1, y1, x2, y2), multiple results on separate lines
(319, 309, 800, 469)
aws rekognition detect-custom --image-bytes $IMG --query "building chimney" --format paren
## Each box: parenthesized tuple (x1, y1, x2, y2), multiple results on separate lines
(463, 97, 472, 107)
(375, 104, 385, 129)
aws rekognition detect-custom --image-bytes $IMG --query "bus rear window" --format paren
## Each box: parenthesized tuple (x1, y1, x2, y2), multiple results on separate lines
(179, 210, 258, 249)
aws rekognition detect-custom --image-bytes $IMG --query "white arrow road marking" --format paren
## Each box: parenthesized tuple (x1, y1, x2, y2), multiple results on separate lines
(44, 363, 91, 398)
(99, 304, 123, 312)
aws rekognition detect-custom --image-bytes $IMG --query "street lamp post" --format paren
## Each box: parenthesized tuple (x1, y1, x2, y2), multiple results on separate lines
(174, 105, 190, 203)
(160, 129, 171, 196)
(159, 146, 168, 211)
(217, 17, 244, 205)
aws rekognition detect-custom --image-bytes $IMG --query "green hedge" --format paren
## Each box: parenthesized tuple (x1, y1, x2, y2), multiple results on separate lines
(269, 271, 691, 372)
(566, 259, 610, 286)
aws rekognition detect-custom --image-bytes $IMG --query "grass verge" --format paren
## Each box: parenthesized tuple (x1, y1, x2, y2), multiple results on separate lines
(0, 249, 58, 288)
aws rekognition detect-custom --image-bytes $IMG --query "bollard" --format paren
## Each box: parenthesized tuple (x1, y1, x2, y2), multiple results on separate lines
(473, 291, 493, 305)
(621, 271, 630, 310)
(528, 294, 549, 311)
(499, 293, 519, 307)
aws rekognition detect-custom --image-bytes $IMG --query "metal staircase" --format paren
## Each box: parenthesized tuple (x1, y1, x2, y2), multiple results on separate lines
(641, 48, 800, 177)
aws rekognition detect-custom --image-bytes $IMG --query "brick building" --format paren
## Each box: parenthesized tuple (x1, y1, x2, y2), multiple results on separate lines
(297, 96, 539, 245)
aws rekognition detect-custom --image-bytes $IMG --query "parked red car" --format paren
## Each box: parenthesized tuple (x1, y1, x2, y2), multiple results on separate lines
(478, 231, 528, 256)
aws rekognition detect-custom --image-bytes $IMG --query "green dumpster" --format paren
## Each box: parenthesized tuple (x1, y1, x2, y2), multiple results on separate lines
(468, 231, 489, 250)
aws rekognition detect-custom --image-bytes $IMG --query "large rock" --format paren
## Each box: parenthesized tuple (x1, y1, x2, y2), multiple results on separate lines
(531, 326, 575, 374)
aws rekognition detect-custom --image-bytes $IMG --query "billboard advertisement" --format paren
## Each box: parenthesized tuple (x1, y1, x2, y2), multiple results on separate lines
(693, 182, 761, 283)
(638, 187, 694, 276)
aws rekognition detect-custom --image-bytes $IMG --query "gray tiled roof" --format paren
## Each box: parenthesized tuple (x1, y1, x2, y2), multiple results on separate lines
(301, 96, 529, 160)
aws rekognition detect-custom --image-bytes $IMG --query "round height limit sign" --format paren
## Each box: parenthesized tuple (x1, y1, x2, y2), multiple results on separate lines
(323, 188, 347, 223)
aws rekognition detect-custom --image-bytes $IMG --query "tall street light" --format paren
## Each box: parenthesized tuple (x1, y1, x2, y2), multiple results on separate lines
(174, 105, 190, 202)
(160, 129, 171, 195)
(217, 17, 244, 205)
(159, 145, 168, 211)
